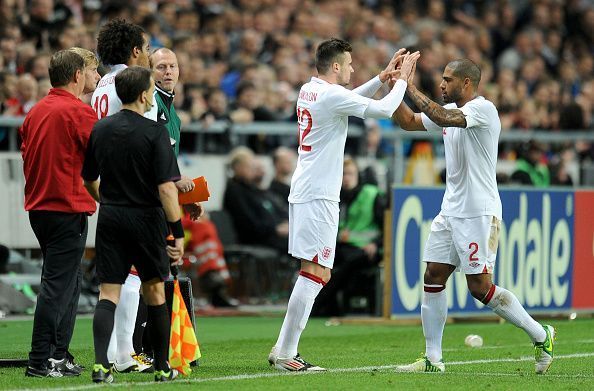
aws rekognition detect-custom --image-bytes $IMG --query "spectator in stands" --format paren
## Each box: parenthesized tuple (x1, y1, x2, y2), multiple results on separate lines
(26, 53, 51, 80)
(202, 88, 231, 123)
(269, 146, 296, 204)
(223, 146, 288, 252)
(0, 37, 18, 73)
(201, 88, 232, 153)
(510, 140, 551, 187)
(181, 212, 238, 308)
(4, 73, 37, 116)
(314, 157, 385, 317)
(253, 155, 289, 221)
(0, 0, 592, 176)
(230, 81, 277, 153)
(18, 0, 73, 50)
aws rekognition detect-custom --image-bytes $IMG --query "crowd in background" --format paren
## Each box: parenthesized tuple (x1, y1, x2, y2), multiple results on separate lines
(0, 0, 593, 164)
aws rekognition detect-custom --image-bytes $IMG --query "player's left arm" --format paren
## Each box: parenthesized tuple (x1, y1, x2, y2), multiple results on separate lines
(406, 85, 467, 128)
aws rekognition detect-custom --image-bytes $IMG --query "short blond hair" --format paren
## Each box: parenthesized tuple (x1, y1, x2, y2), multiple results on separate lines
(68, 47, 99, 68)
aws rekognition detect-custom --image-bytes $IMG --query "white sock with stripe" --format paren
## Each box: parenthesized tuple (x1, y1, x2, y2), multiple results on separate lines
(483, 285, 546, 343)
(275, 272, 324, 358)
(422, 284, 447, 363)
(113, 273, 141, 363)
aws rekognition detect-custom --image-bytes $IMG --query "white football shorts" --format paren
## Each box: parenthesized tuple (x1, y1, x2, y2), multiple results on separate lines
(422, 213, 501, 274)
(288, 199, 339, 269)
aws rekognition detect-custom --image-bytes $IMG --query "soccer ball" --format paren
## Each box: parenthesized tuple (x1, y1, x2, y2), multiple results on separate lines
(464, 334, 483, 347)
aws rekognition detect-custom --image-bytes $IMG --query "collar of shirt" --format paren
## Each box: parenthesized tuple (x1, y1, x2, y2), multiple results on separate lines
(155, 85, 175, 110)
(109, 63, 128, 73)
(310, 76, 329, 85)
(456, 95, 484, 108)
(48, 88, 79, 100)
(155, 84, 174, 98)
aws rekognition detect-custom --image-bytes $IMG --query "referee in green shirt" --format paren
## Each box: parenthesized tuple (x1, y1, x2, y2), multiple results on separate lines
(151, 48, 182, 157)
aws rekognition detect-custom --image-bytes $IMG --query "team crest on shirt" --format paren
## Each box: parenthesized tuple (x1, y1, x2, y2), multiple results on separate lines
(322, 246, 333, 260)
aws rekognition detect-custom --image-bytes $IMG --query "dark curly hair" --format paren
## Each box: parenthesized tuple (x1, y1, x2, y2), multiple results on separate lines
(96, 18, 145, 66)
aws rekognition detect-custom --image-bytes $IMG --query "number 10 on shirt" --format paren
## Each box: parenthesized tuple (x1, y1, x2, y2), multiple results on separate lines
(93, 94, 109, 119)
(297, 106, 312, 152)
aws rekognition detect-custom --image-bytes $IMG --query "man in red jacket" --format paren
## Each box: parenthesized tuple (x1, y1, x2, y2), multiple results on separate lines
(20, 50, 98, 378)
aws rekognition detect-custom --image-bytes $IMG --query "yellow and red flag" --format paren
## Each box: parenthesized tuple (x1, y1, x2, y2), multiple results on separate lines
(169, 279, 201, 375)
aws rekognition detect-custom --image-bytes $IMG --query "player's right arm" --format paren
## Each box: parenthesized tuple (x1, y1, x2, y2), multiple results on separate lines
(392, 102, 426, 131)
(391, 54, 427, 131)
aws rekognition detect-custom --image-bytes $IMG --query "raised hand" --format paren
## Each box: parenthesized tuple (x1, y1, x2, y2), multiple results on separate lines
(379, 48, 407, 83)
(407, 60, 417, 86)
(399, 51, 420, 83)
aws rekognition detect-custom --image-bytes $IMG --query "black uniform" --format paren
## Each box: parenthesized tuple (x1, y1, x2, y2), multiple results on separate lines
(82, 109, 180, 284)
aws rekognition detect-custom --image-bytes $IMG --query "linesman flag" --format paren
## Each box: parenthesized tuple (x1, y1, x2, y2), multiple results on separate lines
(169, 278, 201, 375)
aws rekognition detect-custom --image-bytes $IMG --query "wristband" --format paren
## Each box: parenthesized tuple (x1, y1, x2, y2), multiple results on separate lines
(168, 219, 184, 239)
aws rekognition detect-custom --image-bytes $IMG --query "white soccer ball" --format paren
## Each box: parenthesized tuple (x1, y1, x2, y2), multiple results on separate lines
(464, 334, 483, 348)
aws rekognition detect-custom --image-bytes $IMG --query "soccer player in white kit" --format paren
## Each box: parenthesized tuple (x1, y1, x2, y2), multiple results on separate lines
(392, 58, 555, 374)
(267, 38, 419, 371)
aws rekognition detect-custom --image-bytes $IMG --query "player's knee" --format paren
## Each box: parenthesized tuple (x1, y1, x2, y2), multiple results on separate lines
(141, 280, 166, 306)
(99, 283, 121, 305)
(467, 279, 491, 301)
(423, 265, 447, 285)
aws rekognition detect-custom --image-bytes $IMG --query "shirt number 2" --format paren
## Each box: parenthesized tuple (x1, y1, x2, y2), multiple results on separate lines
(297, 106, 312, 152)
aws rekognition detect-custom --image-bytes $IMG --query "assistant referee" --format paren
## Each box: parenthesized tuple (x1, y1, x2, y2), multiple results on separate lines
(82, 66, 184, 383)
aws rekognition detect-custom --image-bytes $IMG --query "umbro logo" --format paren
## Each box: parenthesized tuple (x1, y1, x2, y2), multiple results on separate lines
(160, 113, 167, 121)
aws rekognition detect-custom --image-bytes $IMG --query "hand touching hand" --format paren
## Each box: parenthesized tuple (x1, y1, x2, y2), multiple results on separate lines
(398, 51, 421, 83)
(379, 48, 407, 83)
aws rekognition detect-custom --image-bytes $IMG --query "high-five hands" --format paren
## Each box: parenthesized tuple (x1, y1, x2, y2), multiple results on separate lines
(386, 50, 420, 88)
(379, 48, 407, 83)
(397, 51, 420, 84)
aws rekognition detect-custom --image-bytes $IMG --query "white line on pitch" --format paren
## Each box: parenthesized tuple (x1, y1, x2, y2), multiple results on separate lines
(10, 352, 594, 391)
(443, 338, 594, 352)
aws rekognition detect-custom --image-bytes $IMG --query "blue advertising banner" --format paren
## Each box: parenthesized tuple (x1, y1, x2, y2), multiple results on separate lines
(390, 187, 574, 317)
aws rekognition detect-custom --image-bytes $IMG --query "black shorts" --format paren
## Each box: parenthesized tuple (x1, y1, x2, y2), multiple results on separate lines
(95, 205, 170, 284)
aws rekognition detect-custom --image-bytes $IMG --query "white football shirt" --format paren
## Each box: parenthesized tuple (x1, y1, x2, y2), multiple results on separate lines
(289, 77, 375, 203)
(421, 96, 502, 219)
(91, 64, 157, 121)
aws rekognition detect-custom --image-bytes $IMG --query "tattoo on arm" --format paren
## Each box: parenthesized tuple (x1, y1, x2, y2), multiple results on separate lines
(407, 87, 467, 128)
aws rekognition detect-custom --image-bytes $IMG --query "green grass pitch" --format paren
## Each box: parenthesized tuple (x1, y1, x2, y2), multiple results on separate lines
(0, 316, 593, 390)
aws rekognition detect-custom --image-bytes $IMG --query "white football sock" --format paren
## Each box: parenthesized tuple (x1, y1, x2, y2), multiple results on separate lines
(484, 285, 546, 343)
(114, 274, 141, 362)
(107, 322, 117, 363)
(275, 272, 324, 358)
(422, 284, 447, 363)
